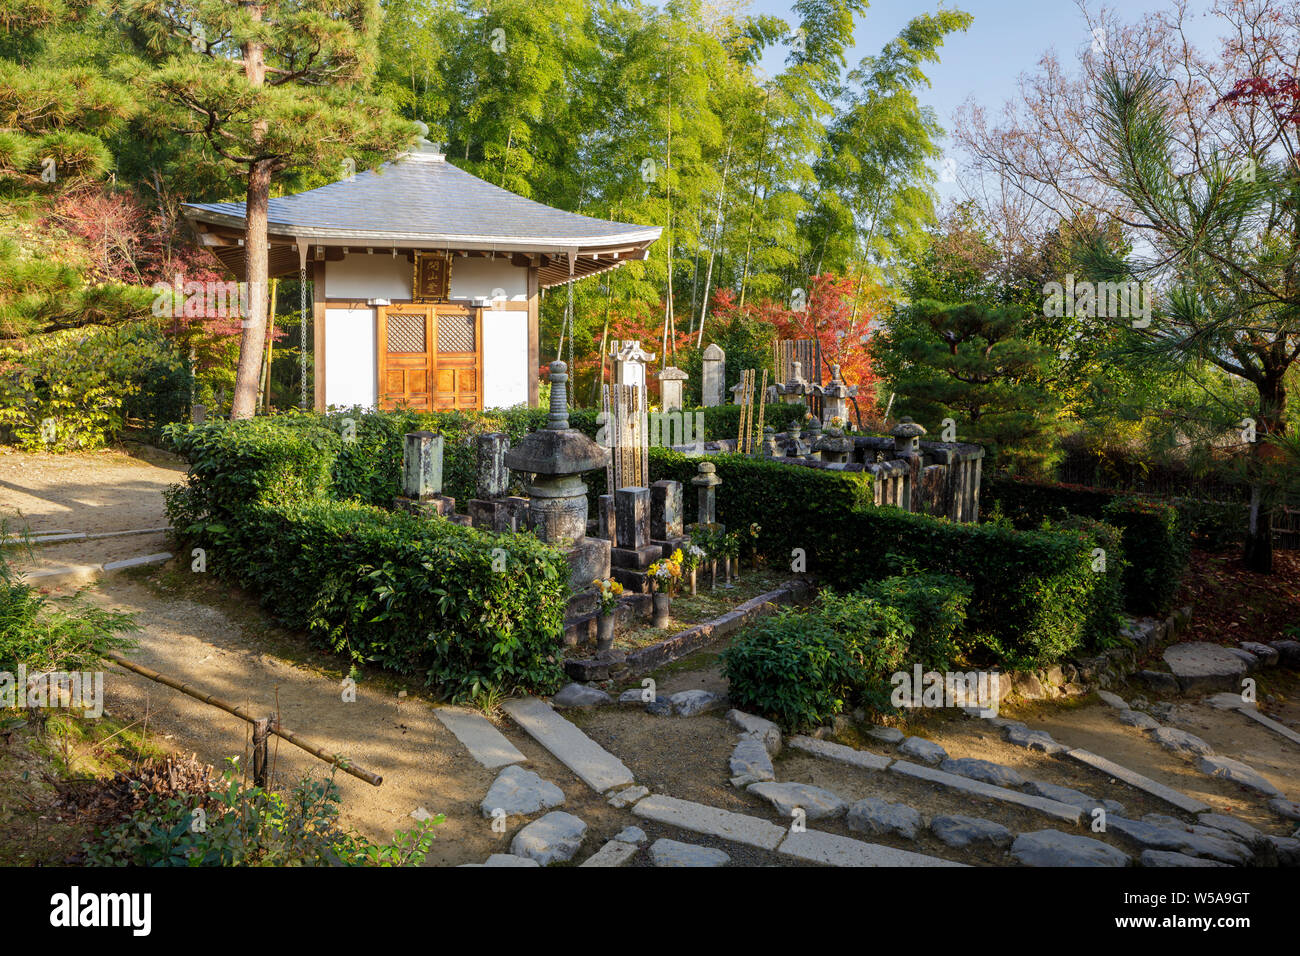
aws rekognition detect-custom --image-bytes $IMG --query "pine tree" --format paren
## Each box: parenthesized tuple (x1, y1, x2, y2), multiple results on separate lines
(884, 300, 1064, 476)
(122, 0, 413, 418)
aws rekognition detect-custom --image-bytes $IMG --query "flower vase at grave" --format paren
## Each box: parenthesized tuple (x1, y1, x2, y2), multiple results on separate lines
(652, 591, 671, 628)
(596, 611, 616, 653)
(709, 560, 717, 589)
(724, 556, 733, 587)
(689, 568, 697, 596)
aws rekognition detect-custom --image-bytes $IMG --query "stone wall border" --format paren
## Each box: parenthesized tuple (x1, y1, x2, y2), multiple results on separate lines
(564, 578, 815, 682)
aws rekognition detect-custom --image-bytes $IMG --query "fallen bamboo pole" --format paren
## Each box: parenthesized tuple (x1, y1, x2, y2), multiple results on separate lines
(105, 652, 383, 787)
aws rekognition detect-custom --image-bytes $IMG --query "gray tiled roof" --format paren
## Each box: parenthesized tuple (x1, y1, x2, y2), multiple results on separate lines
(183, 147, 661, 252)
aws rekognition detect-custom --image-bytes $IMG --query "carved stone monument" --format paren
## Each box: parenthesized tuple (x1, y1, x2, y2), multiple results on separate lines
(701, 343, 726, 407)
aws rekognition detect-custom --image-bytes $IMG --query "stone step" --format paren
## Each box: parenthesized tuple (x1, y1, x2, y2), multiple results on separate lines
(778, 829, 967, 867)
(1066, 748, 1211, 814)
(502, 696, 635, 793)
(434, 706, 527, 770)
(888, 760, 1082, 824)
(632, 793, 787, 850)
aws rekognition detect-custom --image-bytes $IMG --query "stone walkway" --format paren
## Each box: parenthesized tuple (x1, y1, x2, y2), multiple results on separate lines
(448, 668, 1300, 867)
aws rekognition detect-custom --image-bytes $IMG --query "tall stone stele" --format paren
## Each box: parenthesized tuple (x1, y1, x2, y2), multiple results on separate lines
(504, 362, 611, 587)
(701, 343, 726, 407)
(658, 366, 688, 413)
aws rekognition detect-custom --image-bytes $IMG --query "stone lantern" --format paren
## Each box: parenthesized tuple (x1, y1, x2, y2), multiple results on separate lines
(773, 360, 810, 407)
(817, 364, 858, 426)
(891, 416, 926, 456)
(815, 422, 854, 465)
(504, 362, 611, 587)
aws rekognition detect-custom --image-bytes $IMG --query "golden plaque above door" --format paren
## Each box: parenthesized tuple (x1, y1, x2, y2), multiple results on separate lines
(412, 251, 452, 302)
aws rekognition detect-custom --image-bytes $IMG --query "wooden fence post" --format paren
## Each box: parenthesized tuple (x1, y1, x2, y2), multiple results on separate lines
(252, 716, 272, 788)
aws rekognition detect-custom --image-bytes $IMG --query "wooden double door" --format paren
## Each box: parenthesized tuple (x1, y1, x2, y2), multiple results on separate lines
(377, 304, 481, 411)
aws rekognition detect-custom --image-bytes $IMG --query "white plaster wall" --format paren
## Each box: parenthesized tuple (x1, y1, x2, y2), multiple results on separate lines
(482, 309, 529, 409)
(450, 259, 528, 302)
(324, 308, 377, 409)
(324, 253, 412, 300)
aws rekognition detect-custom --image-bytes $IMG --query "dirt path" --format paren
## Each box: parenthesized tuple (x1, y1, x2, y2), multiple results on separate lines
(0, 445, 184, 535)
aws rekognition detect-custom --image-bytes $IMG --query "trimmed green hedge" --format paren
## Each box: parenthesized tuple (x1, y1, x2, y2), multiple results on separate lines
(1102, 496, 1191, 617)
(635, 452, 1120, 667)
(985, 476, 1191, 617)
(163, 419, 570, 701)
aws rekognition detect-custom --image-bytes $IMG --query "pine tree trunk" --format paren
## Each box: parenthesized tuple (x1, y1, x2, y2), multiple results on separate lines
(1243, 372, 1286, 573)
(231, 13, 269, 421)
(232, 158, 272, 420)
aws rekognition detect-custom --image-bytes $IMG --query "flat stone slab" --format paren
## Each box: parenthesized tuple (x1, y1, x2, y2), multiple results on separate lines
(503, 696, 635, 793)
(1097, 690, 1129, 710)
(1011, 830, 1130, 867)
(632, 793, 787, 850)
(778, 829, 966, 867)
(846, 797, 923, 840)
(1118, 709, 1161, 731)
(931, 814, 1014, 849)
(940, 757, 1027, 788)
(1141, 849, 1229, 867)
(614, 826, 647, 845)
(729, 735, 775, 787)
(102, 552, 173, 572)
(480, 765, 565, 818)
(434, 706, 527, 769)
(1066, 748, 1211, 814)
(1022, 780, 1123, 818)
(580, 840, 639, 867)
(1195, 754, 1281, 796)
(552, 683, 612, 708)
(749, 782, 848, 821)
(1150, 726, 1214, 757)
(1163, 642, 1248, 693)
(897, 736, 947, 764)
(890, 760, 1082, 823)
(510, 811, 588, 866)
(649, 838, 730, 867)
(788, 735, 891, 771)
(727, 710, 781, 754)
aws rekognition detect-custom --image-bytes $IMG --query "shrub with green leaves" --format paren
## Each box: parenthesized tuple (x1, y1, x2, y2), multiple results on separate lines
(722, 592, 913, 730)
(856, 573, 971, 670)
(84, 763, 441, 867)
(0, 537, 137, 673)
(983, 476, 1192, 617)
(0, 324, 190, 450)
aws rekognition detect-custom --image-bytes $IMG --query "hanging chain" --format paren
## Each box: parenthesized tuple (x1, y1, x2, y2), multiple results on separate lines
(299, 265, 308, 411)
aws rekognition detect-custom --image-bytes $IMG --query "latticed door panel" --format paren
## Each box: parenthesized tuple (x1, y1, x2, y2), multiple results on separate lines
(436, 311, 476, 353)
(386, 312, 427, 353)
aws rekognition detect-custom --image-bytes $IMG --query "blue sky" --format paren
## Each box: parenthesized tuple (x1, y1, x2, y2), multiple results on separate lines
(746, 0, 1224, 201)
